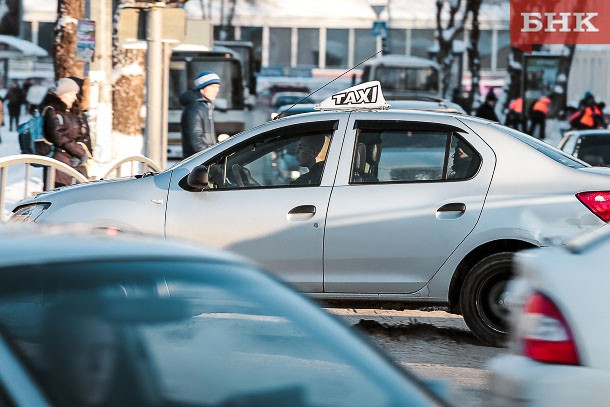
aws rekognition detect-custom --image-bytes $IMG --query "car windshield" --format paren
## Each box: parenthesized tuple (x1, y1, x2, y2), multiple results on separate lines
(493, 124, 589, 169)
(0, 260, 440, 407)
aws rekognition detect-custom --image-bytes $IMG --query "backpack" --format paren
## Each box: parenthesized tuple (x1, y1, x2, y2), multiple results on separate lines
(17, 107, 55, 158)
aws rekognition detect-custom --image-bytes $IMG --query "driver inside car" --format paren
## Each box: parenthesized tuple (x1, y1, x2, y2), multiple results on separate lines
(291, 134, 330, 185)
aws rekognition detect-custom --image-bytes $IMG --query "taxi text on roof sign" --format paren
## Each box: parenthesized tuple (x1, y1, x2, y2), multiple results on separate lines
(316, 81, 390, 111)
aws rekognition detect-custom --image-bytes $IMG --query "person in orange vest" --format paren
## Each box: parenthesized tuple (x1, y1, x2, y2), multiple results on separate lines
(505, 96, 524, 131)
(528, 95, 551, 140)
(569, 92, 604, 130)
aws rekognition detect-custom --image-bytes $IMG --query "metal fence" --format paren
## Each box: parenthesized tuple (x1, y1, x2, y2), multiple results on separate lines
(0, 154, 161, 222)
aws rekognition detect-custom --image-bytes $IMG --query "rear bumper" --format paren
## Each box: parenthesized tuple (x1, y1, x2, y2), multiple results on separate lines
(488, 354, 610, 406)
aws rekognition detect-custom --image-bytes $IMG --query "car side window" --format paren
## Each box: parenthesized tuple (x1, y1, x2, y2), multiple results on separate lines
(206, 122, 336, 189)
(350, 127, 480, 183)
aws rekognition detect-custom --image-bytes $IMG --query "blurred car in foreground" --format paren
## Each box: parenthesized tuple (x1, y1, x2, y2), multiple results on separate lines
(0, 226, 454, 406)
(488, 224, 610, 406)
(557, 129, 610, 166)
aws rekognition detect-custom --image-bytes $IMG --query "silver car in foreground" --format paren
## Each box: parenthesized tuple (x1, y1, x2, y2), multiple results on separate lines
(11, 82, 610, 346)
(0, 226, 453, 406)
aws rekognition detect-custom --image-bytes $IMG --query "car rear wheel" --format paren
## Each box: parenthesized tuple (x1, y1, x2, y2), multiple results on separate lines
(460, 252, 513, 347)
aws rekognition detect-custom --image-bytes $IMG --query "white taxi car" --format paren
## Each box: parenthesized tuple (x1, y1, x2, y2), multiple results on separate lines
(11, 82, 610, 346)
(488, 225, 610, 406)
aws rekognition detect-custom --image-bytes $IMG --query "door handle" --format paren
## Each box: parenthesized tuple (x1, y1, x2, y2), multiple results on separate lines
(436, 203, 466, 220)
(287, 205, 316, 221)
(437, 203, 466, 213)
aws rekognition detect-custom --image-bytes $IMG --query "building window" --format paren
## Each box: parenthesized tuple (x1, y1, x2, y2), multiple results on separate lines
(269, 27, 291, 67)
(354, 29, 376, 65)
(326, 29, 349, 68)
(478, 30, 492, 70)
(410, 29, 435, 58)
(297, 28, 319, 67)
(497, 30, 510, 70)
(389, 29, 406, 55)
(240, 26, 263, 68)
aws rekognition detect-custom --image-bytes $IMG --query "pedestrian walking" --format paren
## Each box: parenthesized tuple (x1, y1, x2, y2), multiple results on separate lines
(528, 95, 551, 139)
(505, 97, 524, 131)
(67, 76, 93, 170)
(180, 71, 221, 158)
(40, 78, 90, 188)
(569, 92, 604, 130)
(475, 89, 500, 122)
(5, 80, 24, 131)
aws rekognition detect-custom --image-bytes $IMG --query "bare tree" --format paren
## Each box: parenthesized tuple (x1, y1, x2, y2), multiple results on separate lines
(55, 0, 85, 79)
(111, 0, 146, 137)
(464, 0, 482, 113)
(435, 0, 466, 99)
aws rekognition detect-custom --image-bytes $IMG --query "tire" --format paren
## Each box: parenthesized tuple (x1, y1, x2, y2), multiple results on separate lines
(460, 252, 513, 347)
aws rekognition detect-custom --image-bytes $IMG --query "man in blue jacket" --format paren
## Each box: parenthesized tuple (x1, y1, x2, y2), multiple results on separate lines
(180, 71, 221, 158)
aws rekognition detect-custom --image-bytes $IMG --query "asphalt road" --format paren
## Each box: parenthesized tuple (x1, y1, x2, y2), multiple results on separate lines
(329, 308, 505, 406)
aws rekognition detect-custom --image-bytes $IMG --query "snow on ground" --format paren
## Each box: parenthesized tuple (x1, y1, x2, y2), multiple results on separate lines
(0, 114, 45, 220)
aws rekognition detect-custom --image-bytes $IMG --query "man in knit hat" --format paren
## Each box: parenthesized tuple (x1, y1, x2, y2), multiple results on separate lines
(180, 70, 221, 158)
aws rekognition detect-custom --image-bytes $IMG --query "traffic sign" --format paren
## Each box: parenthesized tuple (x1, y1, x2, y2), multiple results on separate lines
(371, 21, 387, 37)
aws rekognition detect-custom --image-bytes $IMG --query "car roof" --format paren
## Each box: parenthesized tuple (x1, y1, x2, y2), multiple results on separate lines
(566, 129, 610, 137)
(362, 54, 440, 69)
(0, 224, 247, 268)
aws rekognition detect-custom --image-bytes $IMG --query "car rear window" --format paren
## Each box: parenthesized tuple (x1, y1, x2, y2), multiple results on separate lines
(493, 124, 588, 169)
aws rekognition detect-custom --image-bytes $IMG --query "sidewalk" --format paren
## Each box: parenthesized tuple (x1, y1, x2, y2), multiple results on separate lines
(0, 116, 45, 219)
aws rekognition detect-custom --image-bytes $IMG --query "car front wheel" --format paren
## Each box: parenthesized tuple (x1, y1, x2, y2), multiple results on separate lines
(460, 252, 513, 347)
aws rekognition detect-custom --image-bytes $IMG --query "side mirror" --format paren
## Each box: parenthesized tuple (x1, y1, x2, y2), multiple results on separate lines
(215, 98, 228, 112)
(186, 165, 209, 191)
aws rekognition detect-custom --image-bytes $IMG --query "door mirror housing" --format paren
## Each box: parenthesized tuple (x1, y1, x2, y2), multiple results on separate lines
(185, 165, 209, 191)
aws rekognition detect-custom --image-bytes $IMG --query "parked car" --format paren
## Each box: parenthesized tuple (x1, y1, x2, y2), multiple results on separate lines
(11, 81, 610, 346)
(488, 224, 610, 406)
(271, 91, 315, 109)
(557, 129, 610, 166)
(0, 225, 454, 406)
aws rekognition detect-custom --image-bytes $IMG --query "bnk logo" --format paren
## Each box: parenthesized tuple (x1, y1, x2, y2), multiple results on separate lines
(332, 85, 379, 105)
(511, 0, 610, 48)
(521, 12, 598, 33)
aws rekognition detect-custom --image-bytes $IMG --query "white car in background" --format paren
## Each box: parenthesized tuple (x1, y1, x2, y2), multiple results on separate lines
(488, 224, 610, 406)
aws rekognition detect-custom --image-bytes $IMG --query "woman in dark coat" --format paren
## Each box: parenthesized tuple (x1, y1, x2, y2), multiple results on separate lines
(40, 78, 90, 188)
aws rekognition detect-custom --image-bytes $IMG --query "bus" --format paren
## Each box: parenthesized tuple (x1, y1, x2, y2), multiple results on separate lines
(215, 40, 259, 100)
(360, 55, 441, 100)
(168, 45, 248, 159)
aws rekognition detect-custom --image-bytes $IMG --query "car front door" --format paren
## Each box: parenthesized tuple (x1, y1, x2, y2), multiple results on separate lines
(323, 113, 495, 294)
(165, 117, 346, 292)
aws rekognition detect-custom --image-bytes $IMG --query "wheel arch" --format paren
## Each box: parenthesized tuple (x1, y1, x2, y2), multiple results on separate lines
(448, 239, 537, 313)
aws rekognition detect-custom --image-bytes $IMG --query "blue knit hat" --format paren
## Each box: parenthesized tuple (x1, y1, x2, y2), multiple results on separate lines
(194, 71, 220, 90)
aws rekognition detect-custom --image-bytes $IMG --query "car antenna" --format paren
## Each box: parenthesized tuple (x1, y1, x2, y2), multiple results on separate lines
(278, 50, 382, 118)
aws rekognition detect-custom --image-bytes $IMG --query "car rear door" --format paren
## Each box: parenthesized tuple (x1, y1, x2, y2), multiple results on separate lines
(323, 112, 495, 294)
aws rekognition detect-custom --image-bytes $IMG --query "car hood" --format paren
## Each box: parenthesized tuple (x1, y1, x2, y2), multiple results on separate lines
(13, 177, 137, 208)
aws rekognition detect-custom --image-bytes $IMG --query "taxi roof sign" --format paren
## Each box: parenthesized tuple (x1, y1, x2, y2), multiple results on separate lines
(315, 81, 390, 111)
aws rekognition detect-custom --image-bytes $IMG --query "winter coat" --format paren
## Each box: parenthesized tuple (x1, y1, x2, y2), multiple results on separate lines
(180, 90, 216, 158)
(41, 93, 89, 186)
(5, 85, 23, 114)
(475, 101, 500, 122)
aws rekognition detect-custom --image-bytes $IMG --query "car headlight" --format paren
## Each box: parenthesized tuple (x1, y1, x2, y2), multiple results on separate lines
(9, 203, 51, 223)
